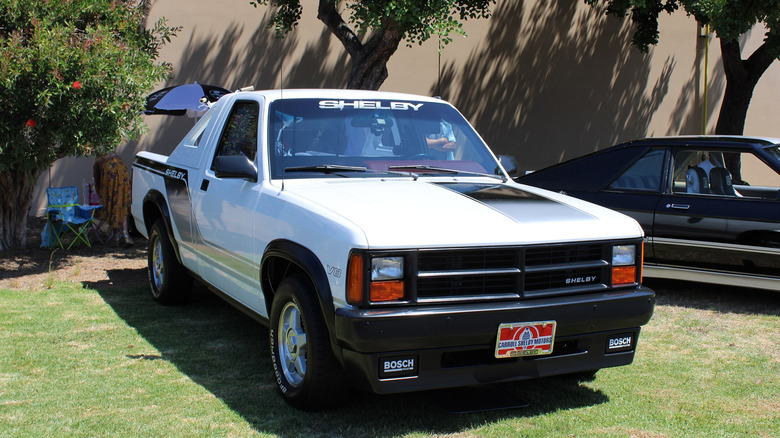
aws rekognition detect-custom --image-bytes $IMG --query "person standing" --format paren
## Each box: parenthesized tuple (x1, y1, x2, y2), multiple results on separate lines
(93, 150, 133, 246)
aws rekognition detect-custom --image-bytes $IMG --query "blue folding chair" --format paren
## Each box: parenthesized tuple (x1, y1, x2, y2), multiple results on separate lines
(42, 186, 101, 249)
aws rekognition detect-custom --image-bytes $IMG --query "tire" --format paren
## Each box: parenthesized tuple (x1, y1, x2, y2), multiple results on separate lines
(269, 274, 345, 410)
(147, 219, 191, 305)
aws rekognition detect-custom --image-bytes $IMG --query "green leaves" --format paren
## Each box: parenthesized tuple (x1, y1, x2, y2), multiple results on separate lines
(256, 0, 493, 45)
(251, 0, 302, 37)
(586, 0, 780, 53)
(0, 0, 173, 172)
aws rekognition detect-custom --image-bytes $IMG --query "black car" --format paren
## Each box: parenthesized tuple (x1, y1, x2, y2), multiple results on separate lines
(518, 136, 780, 291)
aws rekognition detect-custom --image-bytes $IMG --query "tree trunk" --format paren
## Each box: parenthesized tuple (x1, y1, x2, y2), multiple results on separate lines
(346, 20, 402, 90)
(0, 168, 42, 251)
(715, 39, 778, 183)
(317, 0, 402, 90)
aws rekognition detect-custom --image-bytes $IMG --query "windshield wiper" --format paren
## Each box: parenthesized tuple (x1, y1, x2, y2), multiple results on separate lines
(285, 165, 367, 173)
(387, 165, 506, 181)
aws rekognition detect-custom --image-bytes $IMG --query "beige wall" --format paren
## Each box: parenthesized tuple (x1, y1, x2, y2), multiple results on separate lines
(31, 0, 780, 214)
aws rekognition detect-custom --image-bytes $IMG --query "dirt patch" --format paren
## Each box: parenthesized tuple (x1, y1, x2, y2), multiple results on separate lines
(0, 216, 148, 291)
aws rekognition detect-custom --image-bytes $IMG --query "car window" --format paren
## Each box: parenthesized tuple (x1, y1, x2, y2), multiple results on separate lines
(267, 99, 500, 179)
(673, 150, 733, 195)
(608, 149, 664, 191)
(672, 149, 780, 198)
(735, 152, 780, 199)
(211, 101, 259, 170)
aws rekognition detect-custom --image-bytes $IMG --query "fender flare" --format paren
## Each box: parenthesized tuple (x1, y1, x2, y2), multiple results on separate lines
(142, 190, 183, 263)
(261, 240, 340, 355)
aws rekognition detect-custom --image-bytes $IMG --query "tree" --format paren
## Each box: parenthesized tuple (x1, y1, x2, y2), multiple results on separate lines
(0, 0, 175, 250)
(252, 0, 494, 90)
(585, 0, 780, 181)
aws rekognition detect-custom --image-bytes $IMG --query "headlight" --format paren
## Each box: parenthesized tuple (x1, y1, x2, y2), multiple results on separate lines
(371, 256, 404, 281)
(370, 256, 405, 302)
(611, 244, 640, 286)
(347, 254, 407, 305)
(612, 245, 636, 266)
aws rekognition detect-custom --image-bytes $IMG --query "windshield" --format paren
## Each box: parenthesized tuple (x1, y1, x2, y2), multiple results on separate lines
(268, 98, 502, 179)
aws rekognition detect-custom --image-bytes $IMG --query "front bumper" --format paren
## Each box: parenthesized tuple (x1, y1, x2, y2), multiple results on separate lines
(334, 286, 655, 393)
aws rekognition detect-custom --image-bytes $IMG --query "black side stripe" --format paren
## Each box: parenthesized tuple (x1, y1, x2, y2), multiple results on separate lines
(134, 157, 195, 245)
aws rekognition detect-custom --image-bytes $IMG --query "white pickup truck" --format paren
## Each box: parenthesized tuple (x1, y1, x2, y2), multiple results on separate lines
(131, 89, 655, 410)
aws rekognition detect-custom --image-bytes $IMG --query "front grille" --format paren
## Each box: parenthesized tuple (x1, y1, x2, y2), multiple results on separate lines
(525, 244, 604, 266)
(418, 248, 519, 271)
(414, 243, 613, 303)
(417, 273, 520, 299)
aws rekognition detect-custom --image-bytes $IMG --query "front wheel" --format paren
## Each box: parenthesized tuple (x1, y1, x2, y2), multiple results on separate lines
(269, 275, 345, 410)
(147, 219, 191, 305)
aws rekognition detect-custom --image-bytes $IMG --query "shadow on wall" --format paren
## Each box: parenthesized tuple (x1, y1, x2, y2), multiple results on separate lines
(435, 0, 687, 173)
(31, 13, 351, 215)
(31, 2, 726, 213)
(131, 16, 352, 160)
(667, 29, 725, 136)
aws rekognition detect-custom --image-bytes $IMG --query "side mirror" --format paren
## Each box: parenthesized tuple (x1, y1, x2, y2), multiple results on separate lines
(498, 155, 518, 177)
(214, 155, 258, 182)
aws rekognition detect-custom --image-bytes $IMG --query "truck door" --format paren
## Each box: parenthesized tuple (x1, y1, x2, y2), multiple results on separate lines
(191, 100, 263, 308)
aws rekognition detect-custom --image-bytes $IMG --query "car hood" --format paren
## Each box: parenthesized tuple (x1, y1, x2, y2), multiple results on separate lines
(282, 179, 643, 248)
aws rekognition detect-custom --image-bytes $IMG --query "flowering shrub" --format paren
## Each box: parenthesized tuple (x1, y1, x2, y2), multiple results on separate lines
(0, 0, 176, 249)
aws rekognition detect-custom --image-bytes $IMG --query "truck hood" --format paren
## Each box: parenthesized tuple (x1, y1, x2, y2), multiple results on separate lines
(283, 179, 643, 248)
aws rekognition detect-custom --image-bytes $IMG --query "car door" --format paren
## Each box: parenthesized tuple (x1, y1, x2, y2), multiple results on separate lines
(191, 99, 263, 308)
(653, 192, 729, 271)
(715, 150, 780, 276)
(651, 148, 780, 277)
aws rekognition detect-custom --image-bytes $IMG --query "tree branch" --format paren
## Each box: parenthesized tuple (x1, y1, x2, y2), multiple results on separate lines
(317, 0, 364, 60)
(347, 17, 402, 89)
(744, 40, 779, 83)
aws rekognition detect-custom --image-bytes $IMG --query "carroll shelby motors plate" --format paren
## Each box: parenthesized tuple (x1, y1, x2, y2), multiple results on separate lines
(495, 321, 556, 358)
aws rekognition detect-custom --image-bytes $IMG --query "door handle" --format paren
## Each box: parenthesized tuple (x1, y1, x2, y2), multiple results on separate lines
(200, 179, 209, 191)
(666, 203, 690, 210)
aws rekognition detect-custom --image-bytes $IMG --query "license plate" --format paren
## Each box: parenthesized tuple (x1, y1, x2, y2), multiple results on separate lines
(495, 321, 556, 358)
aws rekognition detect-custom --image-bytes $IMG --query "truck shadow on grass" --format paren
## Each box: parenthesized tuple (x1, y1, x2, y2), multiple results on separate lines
(93, 278, 610, 437)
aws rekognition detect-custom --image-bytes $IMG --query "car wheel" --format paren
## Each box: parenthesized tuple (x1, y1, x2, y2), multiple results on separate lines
(148, 219, 191, 305)
(270, 274, 345, 410)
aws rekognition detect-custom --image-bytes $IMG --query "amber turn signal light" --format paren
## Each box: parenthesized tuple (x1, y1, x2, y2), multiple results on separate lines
(369, 280, 405, 302)
(612, 266, 637, 286)
(347, 254, 364, 304)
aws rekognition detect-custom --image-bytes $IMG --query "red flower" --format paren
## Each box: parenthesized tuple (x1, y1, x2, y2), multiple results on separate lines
(72, 81, 82, 89)
(25, 119, 36, 128)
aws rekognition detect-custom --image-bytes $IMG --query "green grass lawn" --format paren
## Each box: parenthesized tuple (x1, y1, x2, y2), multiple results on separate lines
(1, 279, 777, 437)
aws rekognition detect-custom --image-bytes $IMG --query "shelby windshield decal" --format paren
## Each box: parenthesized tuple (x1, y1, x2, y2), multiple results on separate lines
(318, 100, 423, 111)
